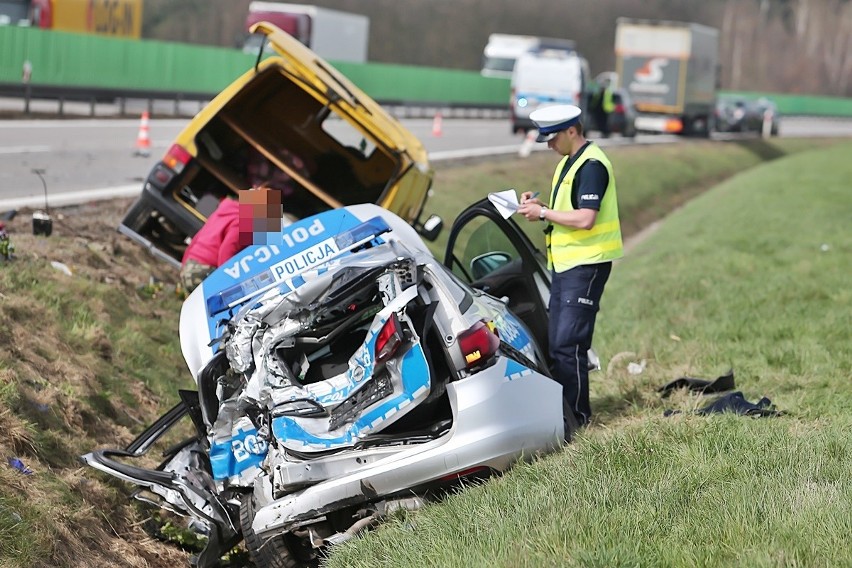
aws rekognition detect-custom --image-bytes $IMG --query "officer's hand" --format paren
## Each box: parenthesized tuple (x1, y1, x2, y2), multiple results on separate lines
(516, 202, 540, 222)
(520, 192, 543, 206)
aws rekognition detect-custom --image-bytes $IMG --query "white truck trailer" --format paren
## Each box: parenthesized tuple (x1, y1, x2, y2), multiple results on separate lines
(244, 2, 369, 63)
(615, 18, 719, 136)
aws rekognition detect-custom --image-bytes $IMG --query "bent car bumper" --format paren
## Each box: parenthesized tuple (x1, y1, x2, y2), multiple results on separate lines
(252, 359, 563, 537)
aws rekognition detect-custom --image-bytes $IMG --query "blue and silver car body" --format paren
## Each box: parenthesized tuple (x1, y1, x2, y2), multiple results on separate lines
(82, 204, 563, 568)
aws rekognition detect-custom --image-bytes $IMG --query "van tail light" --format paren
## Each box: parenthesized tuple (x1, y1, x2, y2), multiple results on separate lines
(162, 144, 192, 174)
(458, 320, 500, 370)
(375, 313, 403, 364)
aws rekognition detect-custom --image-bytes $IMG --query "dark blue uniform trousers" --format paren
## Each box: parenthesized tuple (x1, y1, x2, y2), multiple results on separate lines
(549, 262, 612, 427)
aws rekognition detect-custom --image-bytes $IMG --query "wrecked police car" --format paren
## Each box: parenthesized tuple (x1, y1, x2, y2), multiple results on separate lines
(82, 204, 566, 567)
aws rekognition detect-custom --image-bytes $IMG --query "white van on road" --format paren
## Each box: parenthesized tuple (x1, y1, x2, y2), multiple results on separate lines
(510, 49, 590, 134)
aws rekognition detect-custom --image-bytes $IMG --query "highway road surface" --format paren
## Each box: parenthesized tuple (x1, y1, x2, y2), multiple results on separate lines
(0, 115, 849, 211)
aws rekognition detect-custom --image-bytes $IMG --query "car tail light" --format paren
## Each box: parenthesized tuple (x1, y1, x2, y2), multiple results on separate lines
(614, 103, 625, 114)
(458, 320, 500, 370)
(162, 144, 192, 174)
(375, 313, 403, 364)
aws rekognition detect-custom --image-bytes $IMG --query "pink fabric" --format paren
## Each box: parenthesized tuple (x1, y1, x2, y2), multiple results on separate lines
(181, 198, 243, 268)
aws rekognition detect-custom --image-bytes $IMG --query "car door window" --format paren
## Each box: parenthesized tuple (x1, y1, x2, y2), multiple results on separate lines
(448, 215, 520, 283)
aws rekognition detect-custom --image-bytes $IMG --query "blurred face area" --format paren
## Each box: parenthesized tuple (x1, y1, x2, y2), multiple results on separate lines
(238, 186, 283, 247)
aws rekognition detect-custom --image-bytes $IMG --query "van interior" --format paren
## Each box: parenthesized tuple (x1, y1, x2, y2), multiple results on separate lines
(186, 66, 399, 218)
(127, 65, 402, 264)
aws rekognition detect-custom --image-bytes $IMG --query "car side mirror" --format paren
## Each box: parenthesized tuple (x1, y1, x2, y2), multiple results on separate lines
(416, 214, 443, 241)
(470, 251, 512, 280)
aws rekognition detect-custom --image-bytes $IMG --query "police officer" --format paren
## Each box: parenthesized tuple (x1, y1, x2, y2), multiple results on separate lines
(591, 78, 615, 137)
(517, 104, 623, 429)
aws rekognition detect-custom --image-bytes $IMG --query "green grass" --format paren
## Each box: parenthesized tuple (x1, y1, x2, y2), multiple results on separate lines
(324, 143, 852, 568)
(0, 136, 848, 567)
(0, 494, 46, 566)
(423, 137, 842, 257)
(0, 260, 189, 565)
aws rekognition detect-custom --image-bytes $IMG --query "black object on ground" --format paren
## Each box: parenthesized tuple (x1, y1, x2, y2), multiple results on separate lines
(664, 391, 784, 418)
(658, 369, 735, 398)
(695, 391, 783, 417)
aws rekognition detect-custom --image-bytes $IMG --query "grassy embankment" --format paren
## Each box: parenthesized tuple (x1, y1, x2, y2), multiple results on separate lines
(326, 138, 852, 568)
(0, 137, 848, 567)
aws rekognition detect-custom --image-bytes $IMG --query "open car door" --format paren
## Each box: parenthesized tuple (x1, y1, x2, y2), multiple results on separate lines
(444, 197, 603, 373)
(443, 197, 552, 361)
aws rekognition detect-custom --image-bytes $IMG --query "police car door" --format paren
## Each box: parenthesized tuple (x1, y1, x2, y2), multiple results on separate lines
(443, 197, 551, 356)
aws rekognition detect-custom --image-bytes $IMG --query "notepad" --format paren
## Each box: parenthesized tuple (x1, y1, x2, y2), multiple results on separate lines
(487, 189, 520, 219)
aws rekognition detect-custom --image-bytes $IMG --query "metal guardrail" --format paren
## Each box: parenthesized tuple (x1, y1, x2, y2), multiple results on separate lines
(0, 82, 214, 117)
(0, 82, 511, 119)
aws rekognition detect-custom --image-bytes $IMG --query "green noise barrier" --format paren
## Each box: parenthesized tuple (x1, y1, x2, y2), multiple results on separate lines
(1, 26, 850, 114)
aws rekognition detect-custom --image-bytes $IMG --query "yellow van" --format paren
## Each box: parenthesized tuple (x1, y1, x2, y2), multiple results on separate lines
(120, 22, 439, 267)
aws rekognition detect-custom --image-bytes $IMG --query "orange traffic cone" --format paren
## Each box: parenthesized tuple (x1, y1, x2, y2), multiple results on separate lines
(431, 111, 443, 137)
(134, 111, 151, 157)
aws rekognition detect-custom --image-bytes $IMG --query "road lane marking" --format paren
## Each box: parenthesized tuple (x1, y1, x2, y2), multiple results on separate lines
(0, 146, 51, 154)
(0, 184, 142, 210)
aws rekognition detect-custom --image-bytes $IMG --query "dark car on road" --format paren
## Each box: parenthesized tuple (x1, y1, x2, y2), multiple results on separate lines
(715, 96, 780, 136)
(746, 97, 781, 136)
(714, 97, 749, 132)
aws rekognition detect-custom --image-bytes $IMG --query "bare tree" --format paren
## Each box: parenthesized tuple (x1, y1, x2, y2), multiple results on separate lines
(140, 0, 851, 96)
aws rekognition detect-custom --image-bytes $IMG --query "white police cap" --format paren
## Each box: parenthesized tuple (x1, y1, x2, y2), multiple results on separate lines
(530, 104, 583, 142)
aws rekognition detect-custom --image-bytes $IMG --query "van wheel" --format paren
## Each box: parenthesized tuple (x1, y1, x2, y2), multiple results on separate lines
(240, 493, 318, 568)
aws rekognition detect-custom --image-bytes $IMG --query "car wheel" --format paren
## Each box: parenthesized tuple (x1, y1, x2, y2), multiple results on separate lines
(241, 493, 317, 568)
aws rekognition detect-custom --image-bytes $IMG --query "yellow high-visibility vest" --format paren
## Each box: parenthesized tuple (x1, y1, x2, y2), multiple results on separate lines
(546, 144, 623, 272)
(602, 87, 616, 113)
